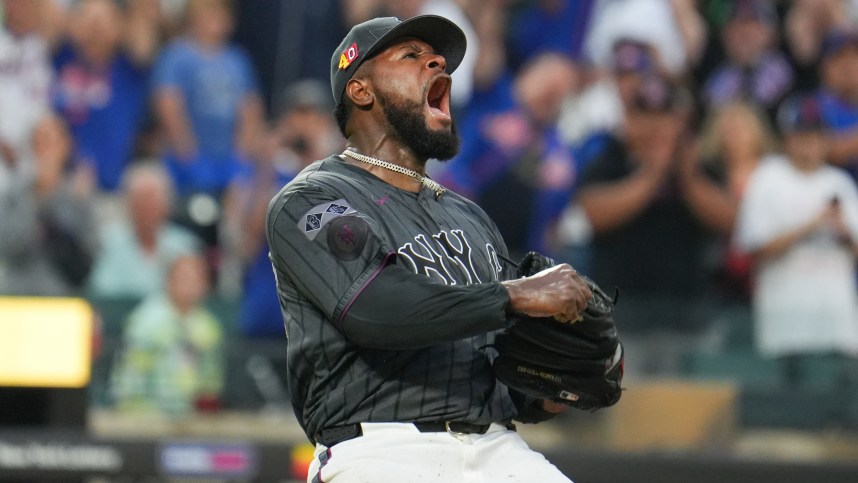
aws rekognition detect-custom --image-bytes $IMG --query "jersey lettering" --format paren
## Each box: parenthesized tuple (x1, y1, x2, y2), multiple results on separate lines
(433, 230, 481, 284)
(398, 230, 490, 285)
(399, 234, 459, 284)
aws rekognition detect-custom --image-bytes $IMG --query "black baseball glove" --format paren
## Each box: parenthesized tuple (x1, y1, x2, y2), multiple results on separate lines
(493, 252, 624, 411)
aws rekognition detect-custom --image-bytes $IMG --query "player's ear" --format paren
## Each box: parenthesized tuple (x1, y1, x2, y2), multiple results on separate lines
(345, 77, 374, 109)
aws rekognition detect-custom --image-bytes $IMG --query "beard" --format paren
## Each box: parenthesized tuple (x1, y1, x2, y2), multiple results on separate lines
(379, 93, 460, 161)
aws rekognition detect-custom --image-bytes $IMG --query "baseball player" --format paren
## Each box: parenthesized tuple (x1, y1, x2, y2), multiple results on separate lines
(266, 15, 592, 483)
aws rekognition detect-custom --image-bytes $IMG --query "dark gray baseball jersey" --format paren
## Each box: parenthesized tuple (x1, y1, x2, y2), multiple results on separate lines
(266, 155, 522, 441)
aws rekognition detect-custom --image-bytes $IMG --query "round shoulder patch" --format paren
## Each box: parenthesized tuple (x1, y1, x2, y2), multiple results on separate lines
(326, 215, 370, 261)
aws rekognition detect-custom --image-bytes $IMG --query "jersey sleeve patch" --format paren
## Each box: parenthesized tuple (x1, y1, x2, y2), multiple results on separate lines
(298, 199, 357, 240)
(326, 215, 370, 261)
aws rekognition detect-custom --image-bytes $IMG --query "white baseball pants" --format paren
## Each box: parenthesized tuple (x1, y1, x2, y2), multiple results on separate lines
(307, 422, 573, 482)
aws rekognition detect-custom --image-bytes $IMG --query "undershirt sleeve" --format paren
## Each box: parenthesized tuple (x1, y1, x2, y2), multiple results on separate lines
(339, 261, 513, 350)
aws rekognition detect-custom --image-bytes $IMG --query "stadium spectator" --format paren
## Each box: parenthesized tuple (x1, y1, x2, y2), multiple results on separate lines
(87, 162, 201, 298)
(784, 0, 851, 92)
(440, 52, 581, 258)
(575, 75, 712, 377)
(152, 0, 264, 198)
(220, 79, 342, 337)
(52, 0, 157, 193)
(736, 95, 858, 364)
(691, 101, 776, 303)
(559, 39, 658, 151)
(702, 0, 793, 116)
(271, 79, 344, 168)
(817, 28, 858, 178)
(112, 253, 224, 416)
(0, 0, 54, 184)
(554, 40, 661, 271)
(0, 113, 97, 296)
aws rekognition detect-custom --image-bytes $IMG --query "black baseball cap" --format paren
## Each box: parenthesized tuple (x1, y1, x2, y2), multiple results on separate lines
(330, 15, 467, 104)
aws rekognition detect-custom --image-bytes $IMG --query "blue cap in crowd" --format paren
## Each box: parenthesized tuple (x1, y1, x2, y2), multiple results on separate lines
(777, 95, 826, 134)
(330, 15, 467, 104)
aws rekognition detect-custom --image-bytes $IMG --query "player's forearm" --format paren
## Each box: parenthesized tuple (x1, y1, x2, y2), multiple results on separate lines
(338, 263, 512, 350)
(501, 263, 590, 320)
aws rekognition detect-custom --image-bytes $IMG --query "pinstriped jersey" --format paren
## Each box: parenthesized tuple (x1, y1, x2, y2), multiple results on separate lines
(265, 155, 519, 441)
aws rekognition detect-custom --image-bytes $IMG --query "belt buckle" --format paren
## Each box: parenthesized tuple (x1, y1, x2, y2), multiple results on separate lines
(444, 421, 468, 436)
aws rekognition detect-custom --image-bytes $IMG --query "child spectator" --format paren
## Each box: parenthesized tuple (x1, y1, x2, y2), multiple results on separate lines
(736, 95, 858, 359)
(152, 0, 263, 198)
(112, 253, 224, 416)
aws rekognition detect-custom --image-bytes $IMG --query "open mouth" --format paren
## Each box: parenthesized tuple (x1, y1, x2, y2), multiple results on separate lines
(425, 75, 452, 123)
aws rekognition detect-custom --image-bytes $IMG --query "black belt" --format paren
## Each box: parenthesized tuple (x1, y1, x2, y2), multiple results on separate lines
(316, 421, 516, 447)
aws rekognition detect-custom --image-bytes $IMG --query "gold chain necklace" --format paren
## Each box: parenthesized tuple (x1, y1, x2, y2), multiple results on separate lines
(341, 149, 446, 199)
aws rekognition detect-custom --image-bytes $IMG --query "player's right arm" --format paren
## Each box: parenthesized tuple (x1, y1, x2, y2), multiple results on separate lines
(340, 261, 591, 349)
(266, 181, 589, 350)
(501, 264, 590, 322)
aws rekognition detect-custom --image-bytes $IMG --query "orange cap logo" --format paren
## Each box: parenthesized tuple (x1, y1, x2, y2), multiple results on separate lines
(338, 42, 359, 70)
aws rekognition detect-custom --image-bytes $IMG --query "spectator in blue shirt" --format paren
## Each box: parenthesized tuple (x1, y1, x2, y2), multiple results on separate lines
(53, 0, 157, 192)
(152, 0, 264, 197)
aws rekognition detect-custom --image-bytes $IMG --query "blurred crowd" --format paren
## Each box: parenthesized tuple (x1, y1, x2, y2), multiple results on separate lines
(3, 0, 858, 419)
